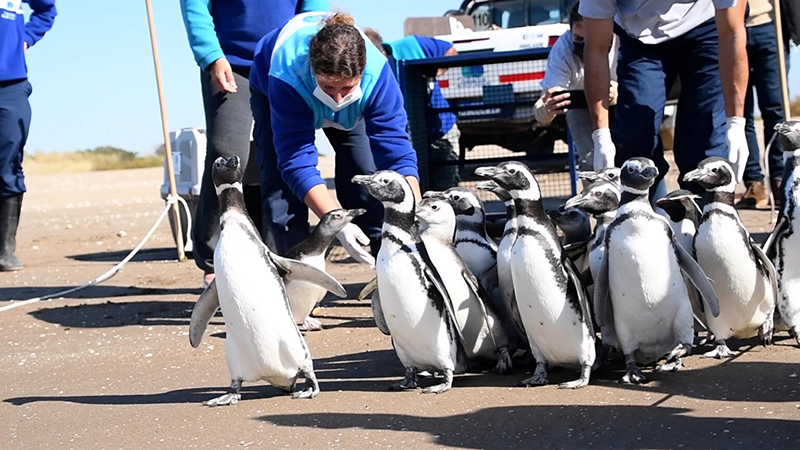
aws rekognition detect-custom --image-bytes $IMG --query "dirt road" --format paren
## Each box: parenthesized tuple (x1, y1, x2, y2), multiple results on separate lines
(1, 163, 798, 449)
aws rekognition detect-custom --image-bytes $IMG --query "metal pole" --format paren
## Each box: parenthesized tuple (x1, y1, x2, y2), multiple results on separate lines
(774, 0, 792, 119)
(144, 0, 186, 261)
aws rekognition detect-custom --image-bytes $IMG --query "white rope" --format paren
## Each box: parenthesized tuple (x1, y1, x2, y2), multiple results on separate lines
(0, 195, 192, 313)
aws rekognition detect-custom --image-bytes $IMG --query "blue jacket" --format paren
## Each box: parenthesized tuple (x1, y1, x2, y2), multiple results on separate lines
(0, 0, 56, 82)
(250, 12, 418, 201)
(384, 36, 456, 140)
(179, 0, 328, 70)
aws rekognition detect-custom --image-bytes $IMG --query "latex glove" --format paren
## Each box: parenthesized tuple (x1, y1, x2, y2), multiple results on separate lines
(336, 223, 375, 267)
(724, 117, 748, 183)
(592, 128, 616, 170)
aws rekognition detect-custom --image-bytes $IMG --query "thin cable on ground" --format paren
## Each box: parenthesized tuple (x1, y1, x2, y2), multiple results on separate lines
(0, 195, 192, 313)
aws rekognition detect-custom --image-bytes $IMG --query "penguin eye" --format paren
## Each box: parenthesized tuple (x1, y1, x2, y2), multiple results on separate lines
(626, 166, 635, 174)
(508, 168, 517, 175)
(432, 204, 439, 210)
(594, 191, 602, 197)
(711, 167, 718, 173)
(608, 173, 617, 179)
(382, 178, 390, 184)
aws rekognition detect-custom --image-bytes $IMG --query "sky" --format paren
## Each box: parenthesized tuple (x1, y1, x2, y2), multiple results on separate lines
(20, 0, 800, 155)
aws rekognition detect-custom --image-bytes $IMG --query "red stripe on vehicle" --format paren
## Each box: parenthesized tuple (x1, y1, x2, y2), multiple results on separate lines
(498, 72, 545, 83)
(438, 80, 449, 88)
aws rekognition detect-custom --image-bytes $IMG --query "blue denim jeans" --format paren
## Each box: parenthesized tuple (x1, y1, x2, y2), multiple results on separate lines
(743, 22, 789, 183)
(612, 19, 727, 194)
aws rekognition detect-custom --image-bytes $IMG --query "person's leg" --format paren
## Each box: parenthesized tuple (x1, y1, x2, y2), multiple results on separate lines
(566, 109, 594, 170)
(0, 80, 31, 271)
(611, 31, 673, 186)
(742, 31, 764, 184)
(193, 69, 255, 277)
(251, 88, 310, 255)
(674, 19, 728, 195)
(323, 122, 384, 254)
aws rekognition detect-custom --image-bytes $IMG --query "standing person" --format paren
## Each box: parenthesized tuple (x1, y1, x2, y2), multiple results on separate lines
(0, 0, 56, 271)
(581, 0, 749, 198)
(249, 12, 421, 262)
(364, 28, 460, 190)
(180, 0, 328, 288)
(533, 2, 619, 170)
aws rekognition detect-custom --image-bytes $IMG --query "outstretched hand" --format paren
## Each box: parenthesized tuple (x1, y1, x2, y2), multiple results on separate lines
(336, 223, 375, 267)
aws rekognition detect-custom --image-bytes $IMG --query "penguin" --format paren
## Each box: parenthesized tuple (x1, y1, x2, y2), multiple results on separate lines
(578, 167, 621, 187)
(352, 170, 467, 394)
(683, 157, 778, 357)
(548, 206, 591, 275)
(475, 162, 596, 389)
(759, 120, 800, 345)
(416, 195, 513, 374)
(593, 157, 720, 384)
(475, 180, 528, 352)
(284, 208, 365, 331)
(430, 187, 497, 280)
(563, 178, 621, 350)
(189, 156, 347, 405)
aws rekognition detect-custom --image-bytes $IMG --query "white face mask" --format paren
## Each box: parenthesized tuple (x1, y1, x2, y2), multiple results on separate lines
(313, 85, 363, 112)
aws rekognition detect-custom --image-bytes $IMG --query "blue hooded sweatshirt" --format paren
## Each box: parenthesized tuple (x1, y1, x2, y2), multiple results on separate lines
(0, 0, 57, 82)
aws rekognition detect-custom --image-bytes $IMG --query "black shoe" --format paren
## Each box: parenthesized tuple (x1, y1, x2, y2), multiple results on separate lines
(0, 194, 23, 271)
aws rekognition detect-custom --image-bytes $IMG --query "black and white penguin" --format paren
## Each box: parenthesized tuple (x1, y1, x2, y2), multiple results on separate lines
(416, 195, 513, 374)
(475, 162, 596, 389)
(594, 157, 720, 384)
(564, 178, 621, 349)
(284, 208, 365, 331)
(760, 120, 800, 345)
(548, 206, 591, 275)
(353, 170, 467, 394)
(189, 156, 347, 405)
(578, 167, 621, 187)
(683, 157, 778, 357)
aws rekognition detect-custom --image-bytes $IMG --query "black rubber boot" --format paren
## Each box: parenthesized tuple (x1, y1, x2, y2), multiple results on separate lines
(0, 194, 23, 271)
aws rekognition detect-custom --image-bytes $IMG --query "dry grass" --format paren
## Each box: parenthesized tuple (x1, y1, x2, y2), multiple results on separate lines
(24, 146, 162, 175)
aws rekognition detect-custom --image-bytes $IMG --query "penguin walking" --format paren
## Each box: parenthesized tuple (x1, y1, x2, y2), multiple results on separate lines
(683, 157, 778, 357)
(416, 195, 513, 374)
(284, 208, 365, 331)
(475, 162, 596, 389)
(353, 170, 466, 394)
(564, 178, 621, 349)
(594, 158, 720, 384)
(189, 156, 347, 405)
(760, 120, 800, 345)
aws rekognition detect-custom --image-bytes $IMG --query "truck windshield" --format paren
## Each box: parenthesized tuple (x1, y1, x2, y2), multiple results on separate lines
(469, 0, 571, 30)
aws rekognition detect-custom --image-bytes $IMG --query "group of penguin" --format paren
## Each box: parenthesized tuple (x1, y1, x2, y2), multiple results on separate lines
(186, 120, 800, 406)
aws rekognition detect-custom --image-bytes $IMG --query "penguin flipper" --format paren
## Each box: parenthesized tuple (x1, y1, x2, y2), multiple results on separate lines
(750, 239, 780, 307)
(563, 254, 594, 334)
(370, 290, 391, 336)
(762, 215, 788, 260)
(190, 279, 220, 348)
(462, 269, 500, 350)
(269, 253, 347, 298)
(563, 240, 590, 262)
(593, 252, 611, 328)
(673, 237, 720, 317)
(422, 264, 467, 348)
(359, 276, 378, 301)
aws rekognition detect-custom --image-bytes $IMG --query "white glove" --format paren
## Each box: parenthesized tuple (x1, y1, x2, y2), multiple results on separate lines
(592, 128, 616, 170)
(336, 223, 375, 267)
(724, 116, 748, 183)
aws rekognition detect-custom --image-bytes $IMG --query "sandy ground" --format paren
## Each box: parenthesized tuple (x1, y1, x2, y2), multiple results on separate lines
(1, 156, 799, 449)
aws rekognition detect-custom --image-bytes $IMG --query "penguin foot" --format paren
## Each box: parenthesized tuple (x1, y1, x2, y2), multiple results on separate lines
(702, 342, 733, 359)
(654, 357, 683, 373)
(300, 317, 324, 331)
(759, 316, 774, 346)
(291, 386, 319, 399)
(390, 368, 419, 391)
(620, 362, 647, 385)
(558, 365, 591, 389)
(202, 393, 240, 407)
(492, 347, 513, 375)
(421, 369, 453, 394)
(664, 343, 691, 362)
(291, 367, 320, 399)
(521, 363, 548, 387)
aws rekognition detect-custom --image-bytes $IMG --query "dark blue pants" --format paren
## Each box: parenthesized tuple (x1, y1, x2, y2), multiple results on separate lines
(743, 22, 789, 183)
(192, 68, 262, 274)
(613, 20, 727, 194)
(0, 79, 31, 196)
(250, 88, 384, 256)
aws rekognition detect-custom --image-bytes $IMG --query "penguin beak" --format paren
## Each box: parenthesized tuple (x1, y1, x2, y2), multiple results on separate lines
(351, 174, 375, 188)
(642, 166, 658, 180)
(475, 180, 497, 191)
(347, 208, 366, 219)
(564, 194, 585, 210)
(474, 166, 498, 179)
(225, 155, 240, 169)
(683, 168, 705, 183)
(422, 190, 442, 199)
(547, 208, 564, 220)
(577, 171, 599, 183)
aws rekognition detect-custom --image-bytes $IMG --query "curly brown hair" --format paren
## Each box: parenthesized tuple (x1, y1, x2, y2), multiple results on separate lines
(309, 13, 367, 79)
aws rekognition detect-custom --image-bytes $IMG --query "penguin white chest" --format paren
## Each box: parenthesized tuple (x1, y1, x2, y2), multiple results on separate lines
(215, 224, 306, 384)
(695, 214, 772, 339)
(777, 203, 800, 329)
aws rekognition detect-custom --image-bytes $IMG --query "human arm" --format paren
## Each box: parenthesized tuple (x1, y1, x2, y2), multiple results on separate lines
(23, 0, 56, 48)
(534, 34, 578, 124)
(299, 0, 329, 13)
(582, 16, 616, 169)
(179, 0, 236, 92)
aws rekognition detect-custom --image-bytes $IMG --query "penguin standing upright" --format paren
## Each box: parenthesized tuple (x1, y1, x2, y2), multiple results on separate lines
(189, 156, 347, 405)
(353, 170, 466, 394)
(284, 208, 365, 331)
(549, 207, 591, 275)
(434, 187, 497, 280)
(762, 120, 800, 344)
(475, 162, 596, 389)
(416, 195, 512, 374)
(683, 157, 778, 357)
(594, 158, 720, 384)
